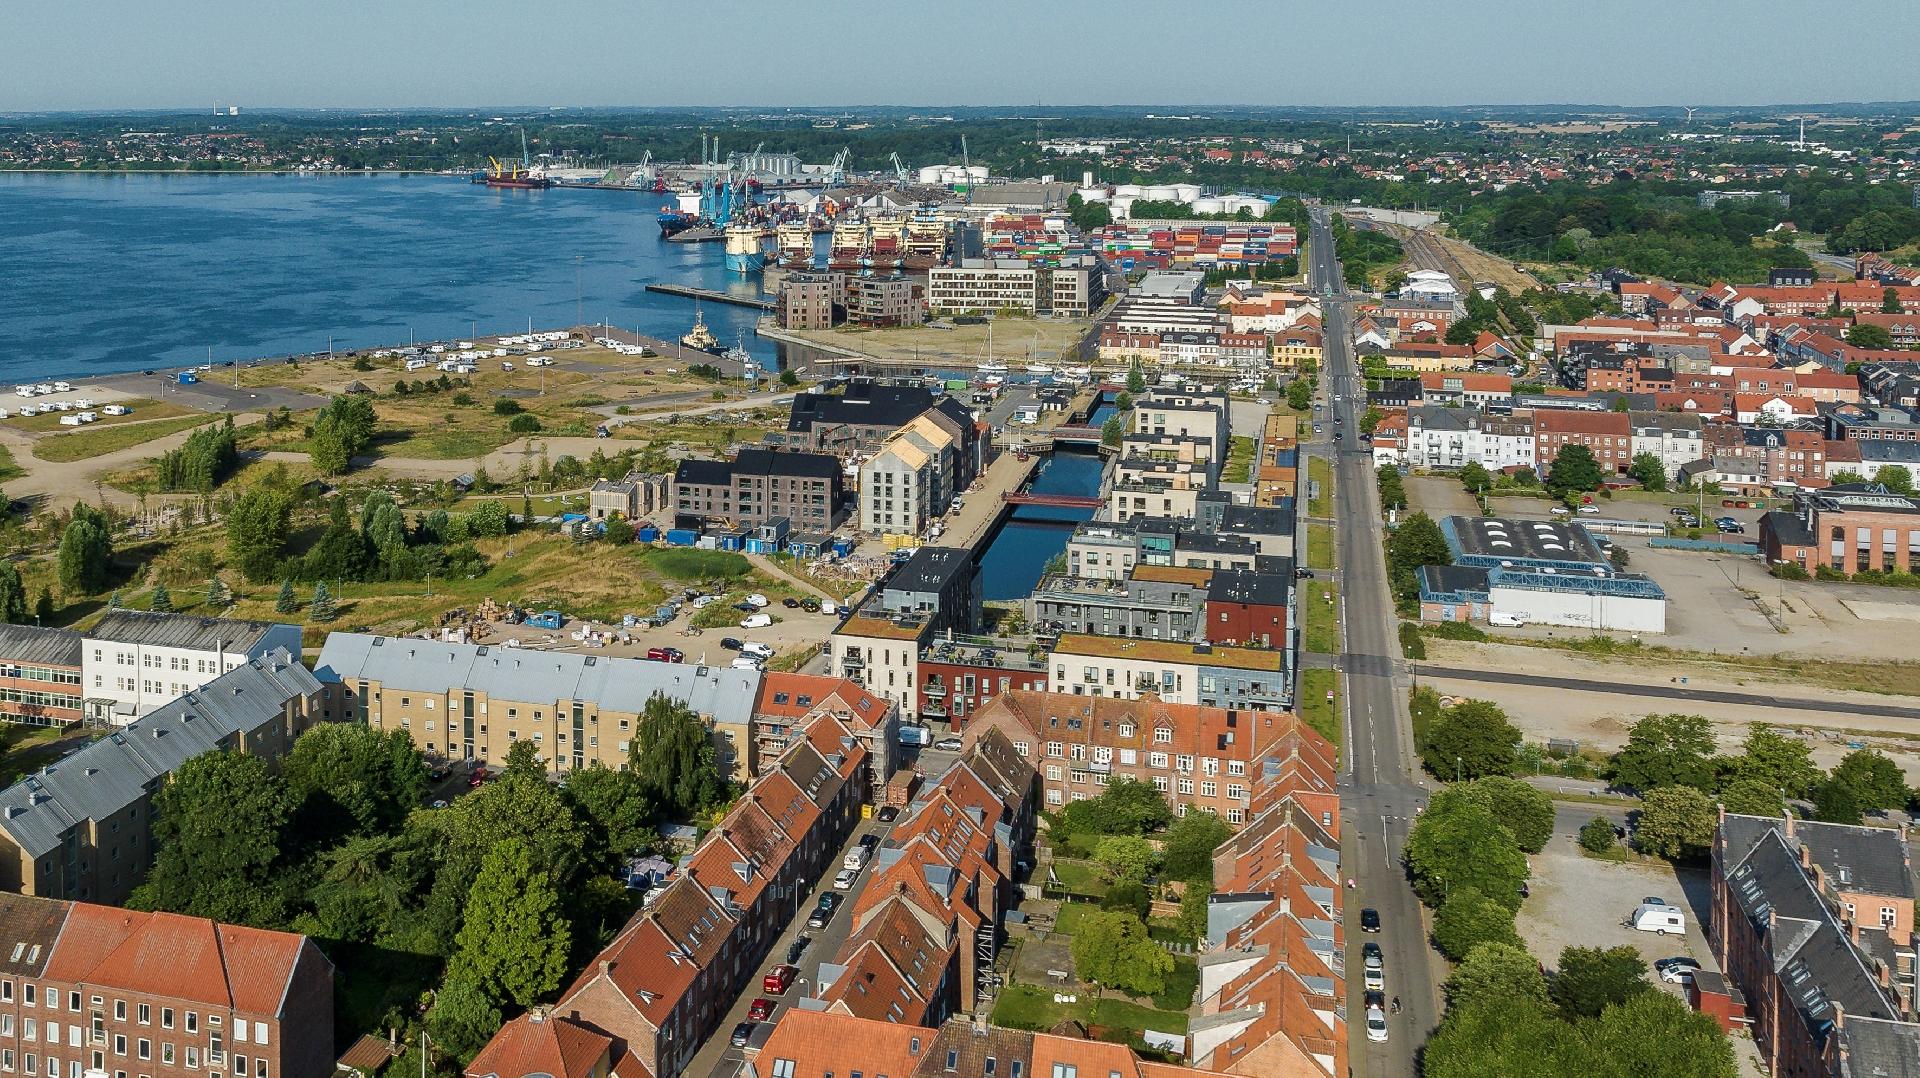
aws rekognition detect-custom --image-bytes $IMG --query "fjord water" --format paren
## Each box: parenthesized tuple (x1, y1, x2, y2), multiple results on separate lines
(0, 172, 780, 380)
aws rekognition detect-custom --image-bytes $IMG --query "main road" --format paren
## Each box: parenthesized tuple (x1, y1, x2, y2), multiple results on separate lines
(1307, 208, 1439, 1077)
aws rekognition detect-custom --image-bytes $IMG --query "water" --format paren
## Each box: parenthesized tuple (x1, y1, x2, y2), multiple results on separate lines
(0, 172, 784, 382)
(976, 448, 1106, 601)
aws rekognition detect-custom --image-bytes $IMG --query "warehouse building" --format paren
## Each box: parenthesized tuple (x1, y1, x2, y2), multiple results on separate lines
(1423, 516, 1668, 633)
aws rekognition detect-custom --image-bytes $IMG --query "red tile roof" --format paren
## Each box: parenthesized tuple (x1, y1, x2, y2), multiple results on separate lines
(466, 1011, 611, 1078)
(42, 904, 311, 1014)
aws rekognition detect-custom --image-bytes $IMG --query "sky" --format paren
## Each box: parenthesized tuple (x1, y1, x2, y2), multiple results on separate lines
(5, 0, 1917, 112)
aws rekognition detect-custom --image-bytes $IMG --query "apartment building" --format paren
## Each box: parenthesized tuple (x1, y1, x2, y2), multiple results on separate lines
(1709, 812, 1920, 1076)
(315, 634, 761, 778)
(466, 714, 869, 1078)
(587, 470, 668, 521)
(1041, 259, 1108, 317)
(847, 276, 921, 328)
(1403, 407, 1535, 472)
(1133, 387, 1231, 460)
(750, 673, 899, 797)
(915, 638, 1049, 731)
(927, 260, 1037, 314)
(1627, 410, 1706, 484)
(859, 416, 957, 535)
(1271, 326, 1323, 373)
(0, 651, 321, 905)
(1417, 371, 1513, 408)
(672, 448, 845, 533)
(1534, 408, 1634, 474)
(0, 893, 335, 1078)
(0, 627, 83, 728)
(1761, 483, 1920, 575)
(1048, 635, 1289, 712)
(778, 272, 839, 330)
(1205, 569, 1292, 651)
(81, 612, 301, 725)
(1029, 573, 1208, 643)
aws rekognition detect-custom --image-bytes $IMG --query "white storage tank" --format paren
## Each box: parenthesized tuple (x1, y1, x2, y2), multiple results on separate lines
(1189, 197, 1227, 215)
(917, 165, 946, 184)
(964, 165, 988, 182)
(1114, 184, 1143, 198)
(1144, 184, 1179, 201)
(1075, 187, 1110, 203)
(1172, 183, 1202, 202)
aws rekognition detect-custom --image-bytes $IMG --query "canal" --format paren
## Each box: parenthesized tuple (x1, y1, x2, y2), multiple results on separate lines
(975, 447, 1107, 602)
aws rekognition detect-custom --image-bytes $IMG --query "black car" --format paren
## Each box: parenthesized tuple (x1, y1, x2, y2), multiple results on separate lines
(806, 902, 835, 929)
(786, 935, 812, 964)
(1364, 989, 1386, 1010)
(1363, 941, 1383, 962)
(876, 805, 899, 822)
(859, 834, 880, 851)
(730, 1021, 756, 1048)
(734, 601, 758, 612)
(1361, 908, 1381, 933)
(1295, 568, 1313, 579)
(782, 597, 801, 609)
(720, 637, 744, 651)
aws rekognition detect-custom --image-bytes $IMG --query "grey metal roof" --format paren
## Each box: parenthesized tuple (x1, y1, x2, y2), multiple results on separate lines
(0, 624, 83, 668)
(0, 648, 318, 860)
(312, 633, 761, 732)
(86, 610, 288, 653)
(1837, 1017, 1920, 1078)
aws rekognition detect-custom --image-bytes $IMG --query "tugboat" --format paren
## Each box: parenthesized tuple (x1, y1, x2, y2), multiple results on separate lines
(679, 306, 725, 355)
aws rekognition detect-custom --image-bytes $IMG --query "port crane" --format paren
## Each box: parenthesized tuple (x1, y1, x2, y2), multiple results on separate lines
(889, 152, 908, 182)
(827, 148, 850, 188)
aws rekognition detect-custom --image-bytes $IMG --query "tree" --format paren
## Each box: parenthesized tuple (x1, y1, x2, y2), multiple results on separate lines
(468, 500, 512, 536)
(1376, 465, 1407, 512)
(284, 723, 429, 839)
(1069, 909, 1173, 997)
(1551, 945, 1651, 1020)
(1060, 778, 1171, 836)
(1092, 835, 1156, 884)
(1885, 287, 1904, 314)
(32, 587, 54, 625)
(1360, 406, 1384, 435)
(1420, 699, 1520, 781)
(130, 751, 294, 926)
(57, 510, 114, 594)
(1727, 722, 1820, 798)
(1874, 465, 1915, 496)
(1827, 748, 1908, 811)
(226, 485, 294, 582)
(492, 397, 523, 416)
(1717, 777, 1787, 817)
(426, 978, 504, 1063)
(1434, 776, 1554, 853)
(564, 766, 659, 861)
(1126, 360, 1147, 394)
(309, 394, 377, 475)
(1611, 713, 1717, 793)
(149, 582, 172, 613)
(778, 367, 800, 387)
(1100, 415, 1123, 447)
(1406, 799, 1529, 908)
(1422, 1000, 1575, 1078)
(1161, 810, 1232, 882)
(1546, 444, 1604, 497)
(205, 576, 231, 608)
(1175, 882, 1211, 944)
(1831, 469, 1869, 486)
(1386, 511, 1450, 602)
(1633, 785, 1719, 859)
(1458, 461, 1493, 495)
(1579, 815, 1618, 854)
(602, 516, 635, 545)
(274, 579, 298, 613)
(1444, 941, 1548, 1010)
(1101, 880, 1152, 921)
(1584, 989, 1737, 1078)
(310, 581, 338, 622)
(446, 838, 572, 1009)
(1431, 887, 1522, 961)
(0, 564, 28, 624)
(1812, 780, 1863, 825)
(628, 693, 729, 818)
(1627, 452, 1667, 491)
(1846, 322, 1895, 351)
(1285, 378, 1313, 411)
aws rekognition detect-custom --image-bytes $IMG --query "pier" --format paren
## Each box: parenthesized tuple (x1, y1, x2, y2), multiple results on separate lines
(644, 284, 775, 312)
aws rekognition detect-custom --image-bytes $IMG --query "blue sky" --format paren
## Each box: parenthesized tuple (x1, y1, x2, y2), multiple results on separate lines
(5, 0, 1915, 111)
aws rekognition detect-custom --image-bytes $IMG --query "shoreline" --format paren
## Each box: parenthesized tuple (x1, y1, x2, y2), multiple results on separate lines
(1, 168, 460, 176)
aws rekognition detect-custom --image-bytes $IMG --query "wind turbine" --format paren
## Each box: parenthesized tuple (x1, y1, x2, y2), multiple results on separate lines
(1683, 107, 1697, 127)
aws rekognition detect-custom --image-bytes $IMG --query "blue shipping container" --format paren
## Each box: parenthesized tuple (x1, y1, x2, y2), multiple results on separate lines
(665, 528, 700, 546)
(636, 525, 660, 543)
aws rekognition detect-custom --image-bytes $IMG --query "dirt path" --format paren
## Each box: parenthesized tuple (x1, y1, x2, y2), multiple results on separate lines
(0, 413, 266, 509)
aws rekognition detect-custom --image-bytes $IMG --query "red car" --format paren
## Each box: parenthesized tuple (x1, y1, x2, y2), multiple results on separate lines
(762, 964, 797, 995)
(645, 647, 684, 663)
(467, 767, 490, 788)
(747, 997, 775, 1021)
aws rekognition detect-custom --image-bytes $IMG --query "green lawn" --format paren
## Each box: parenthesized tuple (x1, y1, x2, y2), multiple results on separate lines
(1222, 435, 1256, 483)
(1304, 580, 1341, 654)
(1307, 523, 1335, 571)
(1053, 900, 1101, 936)
(31, 413, 220, 462)
(1048, 859, 1111, 898)
(1309, 456, 1333, 517)
(1301, 668, 1342, 750)
(991, 983, 1191, 1037)
(0, 444, 22, 482)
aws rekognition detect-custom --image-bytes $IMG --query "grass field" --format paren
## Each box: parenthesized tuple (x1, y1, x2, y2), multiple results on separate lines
(1309, 456, 1332, 517)
(990, 983, 1190, 1038)
(31, 413, 220, 462)
(1301, 668, 1342, 750)
(1308, 523, 1335, 570)
(4, 398, 195, 433)
(1304, 580, 1341, 653)
(782, 315, 1093, 368)
(0, 444, 22, 482)
(1047, 859, 1111, 898)
(1222, 436, 1256, 483)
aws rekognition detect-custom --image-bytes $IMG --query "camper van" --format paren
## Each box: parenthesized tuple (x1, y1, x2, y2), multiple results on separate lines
(1628, 901, 1685, 936)
(1489, 610, 1530, 627)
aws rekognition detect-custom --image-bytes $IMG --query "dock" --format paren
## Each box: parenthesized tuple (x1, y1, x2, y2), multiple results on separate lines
(644, 284, 775, 312)
(572, 324, 761, 380)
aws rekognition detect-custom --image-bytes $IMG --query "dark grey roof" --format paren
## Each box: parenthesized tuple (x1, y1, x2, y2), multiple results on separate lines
(86, 610, 288, 653)
(1220, 504, 1295, 540)
(785, 382, 934, 434)
(1177, 531, 1259, 557)
(1207, 569, 1289, 607)
(1836, 1017, 1920, 1078)
(0, 649, 318, 859)
(1419, 564, 1492, 597)
(1762, 510, 1815, 548)
(0, 624, 83, 668)
(889, 547, 972, 596)
(1444, 515, 1608, 567)
(731, 448, 841, 480)
(674, 458, 734, 486)
(1793, 819, 1917, 900)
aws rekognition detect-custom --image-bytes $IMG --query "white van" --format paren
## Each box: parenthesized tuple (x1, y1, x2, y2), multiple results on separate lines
(842, 845, 871, 871)
(739, 613, 773, 630)
(1628, 902, 1685, 936)
(1489, 610, 1530, 627)
(729, 655, 764, 671)
(740, 641, 774, 659)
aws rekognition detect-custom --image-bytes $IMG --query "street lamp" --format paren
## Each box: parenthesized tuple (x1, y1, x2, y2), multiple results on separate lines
(1455, 756, 1462, 783)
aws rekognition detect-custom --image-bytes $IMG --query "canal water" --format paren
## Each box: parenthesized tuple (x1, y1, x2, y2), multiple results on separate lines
(0, 172, 788, 382)
(975, 447, 1107, 602)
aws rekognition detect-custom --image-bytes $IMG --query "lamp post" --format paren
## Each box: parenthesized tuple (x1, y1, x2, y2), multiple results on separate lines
(1455, 756, 1462, 783)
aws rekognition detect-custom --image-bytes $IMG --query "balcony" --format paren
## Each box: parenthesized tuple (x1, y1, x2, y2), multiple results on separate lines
(923, 681, 947, 699)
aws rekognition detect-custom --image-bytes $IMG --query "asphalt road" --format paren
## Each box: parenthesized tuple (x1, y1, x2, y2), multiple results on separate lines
(1417, 666, 1920, 721)
(1311, 207, 1437, 1077)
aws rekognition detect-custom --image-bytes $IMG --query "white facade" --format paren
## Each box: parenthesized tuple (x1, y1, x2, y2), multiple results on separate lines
(1402, 269, 1460, 303)
(1404, 412, 1535, 472)
(1628, 415, 1706, 483)
(927, 261, 1037, 314)
(858, 420, 954, 536)
(82, 616, 303, 724)
(1488, 584, 1667, 634)
(830, 628, 920, 713)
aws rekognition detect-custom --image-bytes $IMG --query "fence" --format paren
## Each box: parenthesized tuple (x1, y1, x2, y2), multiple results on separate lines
(1649, 536, 1759, 554)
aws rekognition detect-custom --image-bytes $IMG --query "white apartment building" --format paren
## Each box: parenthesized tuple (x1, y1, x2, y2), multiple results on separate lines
(927, 260, 1038, 314)
(1404, 407, 1536, 472)
(82, 610, 303, 724)
(1628, 410, 1706, 484)
(858, 416, 956, 535)
(1132, 388, 1231, 461)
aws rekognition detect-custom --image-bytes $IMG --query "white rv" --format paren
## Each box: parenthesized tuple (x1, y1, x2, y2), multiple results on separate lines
(1628, 901, 1685, 936)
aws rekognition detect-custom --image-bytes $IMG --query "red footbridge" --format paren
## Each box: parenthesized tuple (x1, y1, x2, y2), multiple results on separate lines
(1003, 492, 1104, 509)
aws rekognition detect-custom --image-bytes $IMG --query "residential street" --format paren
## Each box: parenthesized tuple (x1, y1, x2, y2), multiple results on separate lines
(1309, 207, 1438, 1078)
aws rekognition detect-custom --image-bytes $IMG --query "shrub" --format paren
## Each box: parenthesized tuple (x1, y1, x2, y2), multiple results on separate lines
(508, 414, 542, 434)
(1398, 621, 1427, 660)
(493, 398, 524, 416)
(1578, 816, 1617, 853)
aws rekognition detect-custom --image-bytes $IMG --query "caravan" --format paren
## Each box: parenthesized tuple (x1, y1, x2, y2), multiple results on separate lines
(1627, 900, 1685, 936)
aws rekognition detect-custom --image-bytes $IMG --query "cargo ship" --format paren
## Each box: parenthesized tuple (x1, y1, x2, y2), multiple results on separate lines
(723, 221, 770, 274)
(472, 130, 552, 189)
(866, 214, 906, 272)
(903, 214, 950, 271)
(659, 207, 700, 238)
(827, 218, 871, 271)
(775, 221, 816, 269)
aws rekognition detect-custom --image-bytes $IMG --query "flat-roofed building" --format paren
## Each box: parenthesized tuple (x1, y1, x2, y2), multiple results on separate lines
(1048, 634, 1289, 712)
(0, 625, 84, 728)
(779, 271, 839, 330)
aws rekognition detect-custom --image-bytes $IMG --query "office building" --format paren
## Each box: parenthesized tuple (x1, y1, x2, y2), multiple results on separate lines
(81, 612, 302, 725)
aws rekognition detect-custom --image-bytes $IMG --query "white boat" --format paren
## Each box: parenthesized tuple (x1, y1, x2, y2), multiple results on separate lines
(1025, 364, 1055, 375)
(982, 375, 1005, 387)
(978, 362, 1009, 374)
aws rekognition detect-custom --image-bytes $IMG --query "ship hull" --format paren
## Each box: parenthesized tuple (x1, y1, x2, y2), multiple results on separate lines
(474, 176, 552, 190)
(724, 251, 768, 274)
(668, 227, 726, 244)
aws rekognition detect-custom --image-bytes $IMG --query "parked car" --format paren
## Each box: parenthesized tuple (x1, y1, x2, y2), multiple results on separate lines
(745, 593, 770, 608)
(876, 805, 899, 822)
(740, 613, 773, 629)
(645, 647, 682, 663)
(763, 964, 798, 994)
(786, 935, 811, 964)
(1365, 1005, 1388, 1043)
(806, 900, 835, 929)
(1669, 506, 1694, 517)
(1657, 957, 1702, 984)
(782, 597, 801, 609)
(734, 601, 759, 613)
(934, 736, 964, 751)
(467, 767, 490, 788)
(730, 1022, 756, 1047)
(720, 637, 745, 651)
(1550, 506, 1572, 516)
(1295, 568, 1313, 579)
(747, 997, 775, 1022)
(741, 641, 775, 659)
(1577, 504, 1601, 515)
(1360, 907, 1381, 933)
(834, 868, 860, 890)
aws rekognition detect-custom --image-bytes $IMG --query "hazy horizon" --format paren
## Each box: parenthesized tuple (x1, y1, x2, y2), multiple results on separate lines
(7, 0, 1917, 113)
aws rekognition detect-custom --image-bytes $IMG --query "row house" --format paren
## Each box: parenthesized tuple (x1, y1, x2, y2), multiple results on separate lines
(469, 715, 869, 1078)
(1416, 371, 1512, 408)
(1378, 342, 1472, 373)
(1404, 407, 1534, 472)
(1627, 410, 1706, 484)
(0, 651, 321, 905)
(916, 639, 1049, 732)
(750, 673, 900, 798)
(1271, 325, 1323, 373)
(1715, 427, 1830, 490)
(672, 448, 845, 534)
(967, 691, 1309, 825)
(1534, 409, 1633, 474)
(1718, 282, 1920, 318)
(0, 892, 335, 1078)
(1046, 636, 1289, 713)
(1656, 389, 1735, 420)
(1709, 812, 1919, 1076)
(1851, 312, 1920, 349)
(737, 1010, 1234, 1078)
(1193, 724, 1345, 1076)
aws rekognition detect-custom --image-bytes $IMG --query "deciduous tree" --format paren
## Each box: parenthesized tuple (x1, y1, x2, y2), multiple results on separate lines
(1432, 887, 1522, 961)
(1444, 940, 1548, 1010)
(1406, 799, 1529, 908)
(1551, 945, 1651, 1020)
(1420, 699, 1520, 781)
(1092, 835, 1156, 883)
(309, 394, 377, 475)
(1161, 809, 1232, 882)
(131, 752, 294, 926)
(1633, 785, 1718, 859)
(629, 693, 730, 819)
(1432, 776, 1554, 852)
(1611, 713, 1717, 792)
(1583, 990, 1737, 1077)
(1827, 748, 1908, 811)
(447, 838, 571, 1009)
(1716, 777, 1787, 818)
(565, 766, 659, 861)
(57, 509, 114, 594)
(1547, 444, 1604, 497)
(1627, 452, 1667, 491)
(1069, 909, 1173, 997)
(1727, 722, 1820, 798)
(0, 564, 28, 624)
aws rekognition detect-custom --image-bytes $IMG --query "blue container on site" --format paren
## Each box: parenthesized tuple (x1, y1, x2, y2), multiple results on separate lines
(665, 528, 699, 546)
(636, 524, 660, 543)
